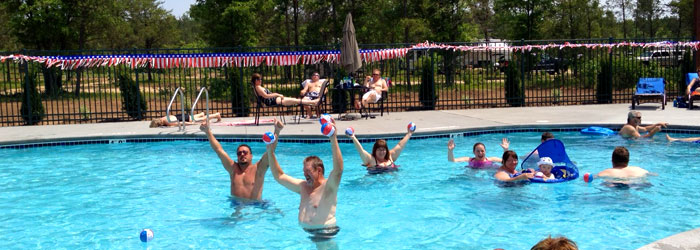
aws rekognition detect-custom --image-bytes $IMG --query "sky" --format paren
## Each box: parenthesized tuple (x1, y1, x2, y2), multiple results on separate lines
(161, 0, 196, 17)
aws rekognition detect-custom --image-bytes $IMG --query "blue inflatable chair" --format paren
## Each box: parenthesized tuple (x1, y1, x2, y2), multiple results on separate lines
(521, 139, 579, 183)
(632, 78, 666, 110)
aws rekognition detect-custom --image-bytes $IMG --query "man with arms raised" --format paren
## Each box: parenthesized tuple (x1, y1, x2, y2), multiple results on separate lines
(596, 146, 649, 182)
(619, 111, 667, 139)
(200, 119, 284, 200)
(266, 124, 344, 237)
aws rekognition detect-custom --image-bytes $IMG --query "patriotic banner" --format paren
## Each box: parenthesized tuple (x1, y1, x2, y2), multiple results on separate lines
(1, 40, 698, 70)
(0, 48, 410, 70)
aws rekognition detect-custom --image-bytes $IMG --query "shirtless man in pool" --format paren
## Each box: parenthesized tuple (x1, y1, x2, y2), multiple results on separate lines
(200, 119, 284, 200)
(266, 123, 344, 237)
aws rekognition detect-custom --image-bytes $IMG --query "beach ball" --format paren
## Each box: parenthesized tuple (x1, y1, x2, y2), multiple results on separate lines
(583, 173, 593, 183)
(319, 113, 334, 125)
(140, 229, 154, 242)
(345, 127, 355, 136)
(321, 123, 335, 137)
(262, 132, 276, 145)
(407, 122, 417, 132)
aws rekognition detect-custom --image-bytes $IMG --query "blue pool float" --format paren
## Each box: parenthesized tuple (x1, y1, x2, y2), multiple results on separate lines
(580, 126, 616, 136)
(521, 139, 579, 183)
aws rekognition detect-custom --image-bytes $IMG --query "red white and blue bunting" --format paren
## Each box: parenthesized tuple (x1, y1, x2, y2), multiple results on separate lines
(0, 48, 410, 70)
(1, 41, 699, 70)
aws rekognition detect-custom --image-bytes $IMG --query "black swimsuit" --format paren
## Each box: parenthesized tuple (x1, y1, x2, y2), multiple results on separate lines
(262, 88, 278, 106)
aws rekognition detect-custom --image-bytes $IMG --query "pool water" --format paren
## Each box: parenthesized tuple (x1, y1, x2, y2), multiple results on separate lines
(1, 132, 699, 249)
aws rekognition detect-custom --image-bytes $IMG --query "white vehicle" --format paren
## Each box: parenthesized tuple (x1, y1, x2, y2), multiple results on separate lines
(636, 50, 683, 67)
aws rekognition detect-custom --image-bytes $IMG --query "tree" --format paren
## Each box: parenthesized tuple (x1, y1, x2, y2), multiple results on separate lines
(494, 0, 552, 40)
(634, 0, 664, 37)
(190, 0, 260, 47)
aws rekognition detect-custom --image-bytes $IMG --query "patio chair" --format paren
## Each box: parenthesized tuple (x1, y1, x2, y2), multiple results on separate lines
(686, 73, 700, 110)
(361, 77, 391, 119)
(632, 78, 666, 110)
(297, 79, 331, 121)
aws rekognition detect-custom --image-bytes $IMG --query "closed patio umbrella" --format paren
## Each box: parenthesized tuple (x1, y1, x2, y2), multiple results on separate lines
(341, 13, 362, 74)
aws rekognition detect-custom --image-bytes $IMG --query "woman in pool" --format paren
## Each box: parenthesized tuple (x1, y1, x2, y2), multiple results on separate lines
(494, 150, 534, 182)
(251, 73, 320, 107)
(447, 138, 510, 168)
(347, 125, 414, 172)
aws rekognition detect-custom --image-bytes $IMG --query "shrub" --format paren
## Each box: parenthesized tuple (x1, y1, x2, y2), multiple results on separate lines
(20, 72, 45, 125)
(419, 58, 437, 109)
(596, 60, 613, 104)
(504, 54, 523, 107)
(226, 68, 250, 117)
(117, 73, 147, 119)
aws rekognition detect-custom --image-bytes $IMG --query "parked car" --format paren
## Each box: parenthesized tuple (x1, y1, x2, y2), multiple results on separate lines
(533, 55, 568, 75)
(636, 50, 683, 67)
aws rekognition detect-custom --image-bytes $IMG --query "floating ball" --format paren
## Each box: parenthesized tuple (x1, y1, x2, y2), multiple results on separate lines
(345, 127, 355, 136)
(319, 113, 335, 125)
(583, 173, 593, 183)
(262, 132, 276, 145)
(140, 229, 154, 242)
(407, 122, 417, 132)
(321, 123, 336, 137)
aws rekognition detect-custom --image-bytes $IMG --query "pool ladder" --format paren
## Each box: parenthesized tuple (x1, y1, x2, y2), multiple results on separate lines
(166, 87, 209, 132)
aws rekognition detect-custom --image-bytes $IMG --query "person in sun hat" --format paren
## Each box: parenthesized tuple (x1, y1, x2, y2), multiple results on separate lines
(618, 111, 667, 139)
(534, 157, 556, 181)
(199, 118, 284, 201)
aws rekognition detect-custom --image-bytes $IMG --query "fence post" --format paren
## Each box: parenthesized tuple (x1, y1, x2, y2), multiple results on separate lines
(608, 37, 614, 103)
(520, 39, 526, 106)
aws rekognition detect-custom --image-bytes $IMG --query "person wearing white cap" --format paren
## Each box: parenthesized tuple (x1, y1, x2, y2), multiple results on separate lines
(534, 157, 556, 181)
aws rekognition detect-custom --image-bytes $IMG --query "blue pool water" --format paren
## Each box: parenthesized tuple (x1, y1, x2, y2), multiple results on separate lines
(1, 131, 699, 249)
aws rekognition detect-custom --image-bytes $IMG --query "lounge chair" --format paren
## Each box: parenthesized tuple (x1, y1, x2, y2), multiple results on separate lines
(632, 78, 666, 110)
(251, 83, 289, 126)
(686, 73, 700, 110)
(297, 79, 331, 121)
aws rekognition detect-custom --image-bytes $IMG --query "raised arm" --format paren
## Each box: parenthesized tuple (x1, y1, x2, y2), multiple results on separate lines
(324, 127, 344, 192)
(349, 133, 373, 166)
(255, 119, 284, 180)
(447, 139, 470, 162)
(200, 123, 234, 174)
(266, 136, 303, 194)
(389, 127, 414, 162)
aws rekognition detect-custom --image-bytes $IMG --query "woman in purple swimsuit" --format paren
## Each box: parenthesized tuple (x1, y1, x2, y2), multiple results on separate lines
(347, 125, 414, 171)
(447, 138, 510, 169)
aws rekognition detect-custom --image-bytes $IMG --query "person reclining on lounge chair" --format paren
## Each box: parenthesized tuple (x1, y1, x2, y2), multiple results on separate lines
(149, 112, 222, 127)
(687, 67, 700, 97)
(252, 73, 320, 107)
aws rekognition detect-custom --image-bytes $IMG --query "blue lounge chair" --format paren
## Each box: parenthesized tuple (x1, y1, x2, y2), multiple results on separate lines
(632, 78, 666, 110)
(686, 73, 699, 110)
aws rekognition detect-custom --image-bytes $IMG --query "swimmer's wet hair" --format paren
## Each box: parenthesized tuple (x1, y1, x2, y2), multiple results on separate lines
(502, 150, 518, 163)
(612, 146, 629, 166)
(372, 139, 390, 161)
(530, 235, 578, 250)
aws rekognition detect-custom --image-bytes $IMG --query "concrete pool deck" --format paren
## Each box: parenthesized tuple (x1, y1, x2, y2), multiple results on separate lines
(1, 103, 699, 249)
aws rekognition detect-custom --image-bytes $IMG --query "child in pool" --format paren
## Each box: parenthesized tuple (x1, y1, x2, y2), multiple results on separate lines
(534, 157, 557, 181)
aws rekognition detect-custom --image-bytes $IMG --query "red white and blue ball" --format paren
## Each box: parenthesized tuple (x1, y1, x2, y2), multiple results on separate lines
(583, 173, 593, 183)
(321, 123, 336, 137)
(319, 113, 334, 125)
(140, 229, 154, 242)
(407, 122, 417, 132)
(345, 127, 355, 136)
(262, 132, 276, 145)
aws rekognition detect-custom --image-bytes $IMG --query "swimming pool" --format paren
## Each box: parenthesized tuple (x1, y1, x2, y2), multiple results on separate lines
(1, 131, 698, 249)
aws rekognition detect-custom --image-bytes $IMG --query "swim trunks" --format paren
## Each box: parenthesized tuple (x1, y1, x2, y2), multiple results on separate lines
(304, 226, 340, 238)
(362, 90, 382, 103)
(304, 91, 320, 100)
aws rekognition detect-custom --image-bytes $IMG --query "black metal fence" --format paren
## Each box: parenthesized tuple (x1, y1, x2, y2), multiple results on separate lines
(1, 38, 695, 126)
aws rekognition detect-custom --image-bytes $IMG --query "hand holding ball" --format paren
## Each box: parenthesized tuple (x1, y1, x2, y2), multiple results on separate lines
(321, 123, 336, 137)
(345, 127, 355, 136)
(407, 122, 417, 132)
(319, 113, 335, 125)
(262, 132, 276, 145)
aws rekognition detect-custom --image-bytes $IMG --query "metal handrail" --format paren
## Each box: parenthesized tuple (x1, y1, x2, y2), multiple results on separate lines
(166, 87, 186, 131)
(191, 87, 209, 124)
